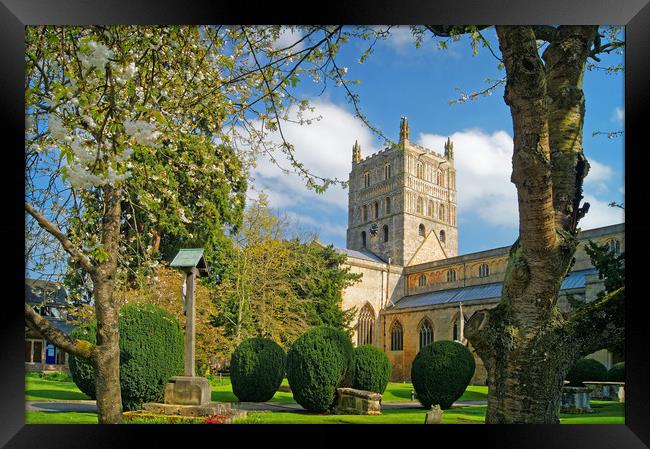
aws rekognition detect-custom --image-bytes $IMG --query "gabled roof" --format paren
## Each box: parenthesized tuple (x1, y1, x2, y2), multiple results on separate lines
(337, 248, 387, 264)
(170, 248, 209, 275)
(25, 279, 68, 306)
(388, 268, 598, 310)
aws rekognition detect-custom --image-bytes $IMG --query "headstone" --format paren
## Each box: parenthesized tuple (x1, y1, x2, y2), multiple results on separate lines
(424, 405, 443, 424)
(334, 388, 382, 415)
(561, 386, 593, 413)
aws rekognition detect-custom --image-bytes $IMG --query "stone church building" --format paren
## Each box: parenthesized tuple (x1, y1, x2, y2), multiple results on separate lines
(338, 118, 624, 384)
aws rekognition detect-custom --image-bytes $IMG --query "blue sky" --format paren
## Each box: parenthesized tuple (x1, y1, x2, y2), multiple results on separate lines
(250, 26, 625, 255)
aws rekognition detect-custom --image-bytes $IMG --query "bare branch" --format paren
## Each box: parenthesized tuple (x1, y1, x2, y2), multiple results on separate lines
(25, 202, 96, 274)
(25, 303, 96, 360)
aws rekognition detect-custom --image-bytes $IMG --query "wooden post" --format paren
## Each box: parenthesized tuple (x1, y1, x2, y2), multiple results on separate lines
(184, 267, 198, 377)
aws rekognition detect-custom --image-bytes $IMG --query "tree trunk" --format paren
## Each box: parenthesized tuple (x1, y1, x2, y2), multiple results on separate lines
(465, 25, 624, 423)
(91, 184, 123, 424)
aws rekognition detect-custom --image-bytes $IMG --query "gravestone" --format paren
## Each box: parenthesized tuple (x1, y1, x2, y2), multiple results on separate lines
(334, 388, 382, 415)
(424, 405, 443, 424)
(561, 386, 593, 413)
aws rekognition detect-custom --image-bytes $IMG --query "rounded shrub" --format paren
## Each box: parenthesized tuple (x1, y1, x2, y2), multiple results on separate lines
(68, 302, 184, 410)
(565, 358, 608, 386)
(350, 345, 391, 394)
(286, 326, 354, 412)
(230, 337, 286, 402)
(68, 320, 98, 399)
(607, 362, 625, 382)
(410, 340, 475, 409)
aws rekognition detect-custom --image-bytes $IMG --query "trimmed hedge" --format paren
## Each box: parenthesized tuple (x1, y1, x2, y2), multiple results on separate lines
(565, 358, 608, 387)
(68, 320, 98, 399)
(286, 326, 354, 412)
(607, 362, 625, 382)
(410, 340, 475, 409)
(350, 345, 391, 394)
(230, 337, 286, 402)
(68, 303, 184, 410)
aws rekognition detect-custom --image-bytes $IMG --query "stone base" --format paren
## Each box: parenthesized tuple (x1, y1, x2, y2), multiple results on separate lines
(135, 402, 246, 423)
(334, 388, 382, 415)
(561, 386, 593, 414)
(164, 376, 211, 406)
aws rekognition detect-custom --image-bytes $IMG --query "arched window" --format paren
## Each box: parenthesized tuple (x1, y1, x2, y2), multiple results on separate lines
(416, 197, 423, 214)
(609, 239, 621, 256)
(363, 171, 370, 187)
(438, 204, 446, 221)
(361, 205, 367, 222)
(373, 202, 379, 219)
(428, 200, 434, 217)
(418, 274, 427, 287)
(361, 231, 367, 247)
(436, 170, 442, 185)
(357, 303, 375, 346)
(383, 225, 389, 243)
(416, 163, 424, 179)
(419, 224, 426, 237)
(440, 230, 446, 243)
(419, 319, 433, 350)
(384, 163, 392, 180)
(450, 205, 456, 226)
(479, 263, 489, 278)
(447, 269, 456, 283)
(390, 320, 403, 351)
(385, 197, 391, 214)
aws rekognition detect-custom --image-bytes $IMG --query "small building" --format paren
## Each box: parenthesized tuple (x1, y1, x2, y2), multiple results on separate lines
(25, 279, 76, 372)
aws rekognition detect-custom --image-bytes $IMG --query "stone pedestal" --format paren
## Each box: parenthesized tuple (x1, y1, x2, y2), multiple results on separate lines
(561, 386, 592, 413)
(424, 405, 443, 424)
(334, 388, 382, 415)
(164, 376, 211, 406)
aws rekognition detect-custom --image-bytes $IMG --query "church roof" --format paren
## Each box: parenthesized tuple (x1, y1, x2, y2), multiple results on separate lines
(338, 248, 387, 264)
(388, 268, 598, 310)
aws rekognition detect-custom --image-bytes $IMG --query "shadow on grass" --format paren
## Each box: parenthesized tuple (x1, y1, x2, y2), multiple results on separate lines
(25, 389, 90, 401)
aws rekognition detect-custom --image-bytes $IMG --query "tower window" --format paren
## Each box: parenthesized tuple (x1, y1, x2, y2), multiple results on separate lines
(419, 224, 426, 237)
(364, 171, 370, 187)
(447, 269, 456, 282)
(361, 231, 367, 247)
(419, 319, 433, 350)
(440, 230, 446, 243)
(439, 204, 446, 222)
(479, 263, 489, 278)
(390, 320, 403, 351)
(373, 202, 379, 219)
(357, 303, 375, 346)
(384, 163, 392, 180)
(383, 225, 389, 243)
(416, 163, 424, 179)
(361, 205, 367, 222)
(608, 239, 621, 256)
(428, 200, 434, 217)
(418, 274, 427, 287)
(385, 197, 391, 214)
(416, 197, 423, 214)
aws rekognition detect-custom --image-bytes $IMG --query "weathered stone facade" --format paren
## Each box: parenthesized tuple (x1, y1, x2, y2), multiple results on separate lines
(340, 118, 624, 385)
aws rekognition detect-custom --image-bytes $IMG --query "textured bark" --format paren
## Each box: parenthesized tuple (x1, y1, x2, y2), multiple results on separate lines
(91, 184, 124, 424)
(465, 25, 623, 424)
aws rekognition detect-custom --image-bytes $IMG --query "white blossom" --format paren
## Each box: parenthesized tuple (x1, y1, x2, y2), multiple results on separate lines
(79, 40, 114, 72)
(48, 115, 68, 141)
(123, 119, 162, 146)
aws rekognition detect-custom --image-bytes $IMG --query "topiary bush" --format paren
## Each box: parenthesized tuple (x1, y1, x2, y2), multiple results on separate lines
(68, 320, 98, 399)
(286, 326, 354, 412)
(565, 358, 608, 386)
(410, 340, 475, 409)
(607, 362, 625, 382)
(68, 302, 184, 410)
(350, 345, 391, 394)
(230, 337, 286, 402)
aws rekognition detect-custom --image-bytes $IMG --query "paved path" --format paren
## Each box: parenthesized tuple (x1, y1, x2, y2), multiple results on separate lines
(26, 399, 487, 413)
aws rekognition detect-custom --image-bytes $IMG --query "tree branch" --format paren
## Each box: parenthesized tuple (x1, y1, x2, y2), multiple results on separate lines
(25, 303, 96, 360)
(25, 202, 96, 274)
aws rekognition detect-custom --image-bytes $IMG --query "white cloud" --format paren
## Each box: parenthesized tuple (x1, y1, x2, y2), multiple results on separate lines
(418, 129, 518, 227)
(383, 26, 415, 52)
(584, 158, 614, 194)
(272, 27, 305, 52)
(248, 99, 380, 213)
(612, 106, 625, 125)
(578, 194, 625, 230)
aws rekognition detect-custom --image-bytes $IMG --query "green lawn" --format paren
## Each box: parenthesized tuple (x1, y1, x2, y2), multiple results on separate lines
(25, 374, 623, 424)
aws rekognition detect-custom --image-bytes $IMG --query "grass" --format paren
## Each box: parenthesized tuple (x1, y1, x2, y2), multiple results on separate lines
(25, 373, 624, 424)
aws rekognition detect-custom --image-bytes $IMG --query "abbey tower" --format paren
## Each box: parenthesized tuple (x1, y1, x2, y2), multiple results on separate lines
(346, 118, 458, 266)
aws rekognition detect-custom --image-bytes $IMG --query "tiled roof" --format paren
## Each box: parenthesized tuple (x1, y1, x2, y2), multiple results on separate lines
(338, 248, 386, 264)
(389, 268, 598, 310)
(25, 279, 68, 306)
